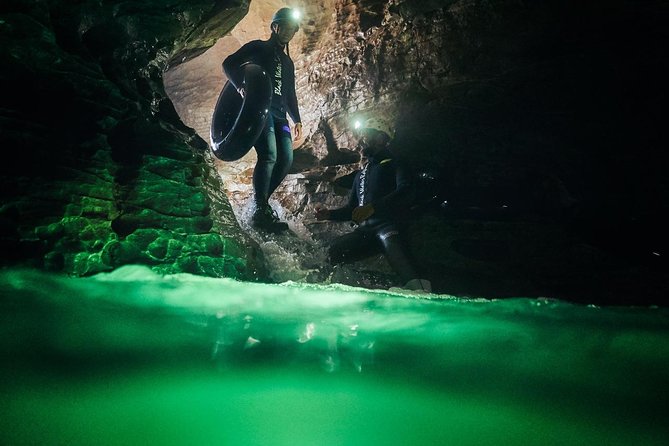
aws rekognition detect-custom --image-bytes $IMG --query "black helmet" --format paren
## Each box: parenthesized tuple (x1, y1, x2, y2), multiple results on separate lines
(354, 117, 395, 138)
(271, 7, 300, 30)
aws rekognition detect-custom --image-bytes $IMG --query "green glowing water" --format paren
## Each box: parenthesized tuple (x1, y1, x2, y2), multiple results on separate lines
(1, 266, 668, 445)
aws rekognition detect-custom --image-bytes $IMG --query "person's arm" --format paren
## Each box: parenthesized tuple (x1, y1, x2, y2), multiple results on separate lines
(222, 41, 262, 91)
(370, 160, 416, 218)
(284, 58, 302, 131)
(318, 174, 360, 222)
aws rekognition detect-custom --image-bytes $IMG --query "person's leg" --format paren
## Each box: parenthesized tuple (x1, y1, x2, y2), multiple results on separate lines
(328, 229, 379, 264)
(377, 225, 432, 292)
(268, 118, 294, 198)
(251, 116, 289, 231)
(253, 115, 277, 209)
(375, 224, 420, 285)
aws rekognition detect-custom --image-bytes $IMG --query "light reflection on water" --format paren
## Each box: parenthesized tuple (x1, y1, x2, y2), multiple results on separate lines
(1, 265, 668, 445)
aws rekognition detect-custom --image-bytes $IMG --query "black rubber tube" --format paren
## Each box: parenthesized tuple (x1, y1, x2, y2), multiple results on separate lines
(210, 63, 272, 162)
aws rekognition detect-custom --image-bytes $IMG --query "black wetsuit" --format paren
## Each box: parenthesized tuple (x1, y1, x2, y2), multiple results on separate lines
(328, 148, 419, 283)
(223, 34, 301, 206)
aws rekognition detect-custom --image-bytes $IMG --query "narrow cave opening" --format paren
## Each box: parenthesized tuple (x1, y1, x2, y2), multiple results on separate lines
(163, 1, 359, 246)
(163, 1, 323, 233)
(162, 1, 372, 286)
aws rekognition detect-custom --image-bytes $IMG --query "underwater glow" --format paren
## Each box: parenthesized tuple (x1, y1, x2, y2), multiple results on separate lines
(1, 265, 668, 445)
(292, 9, 302, 21)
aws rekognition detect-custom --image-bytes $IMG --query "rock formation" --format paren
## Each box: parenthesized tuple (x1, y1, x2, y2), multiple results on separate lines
(0, 0, 266, 279)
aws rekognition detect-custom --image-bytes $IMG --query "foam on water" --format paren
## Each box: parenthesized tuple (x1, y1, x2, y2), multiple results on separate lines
(1, 266, 668, 445)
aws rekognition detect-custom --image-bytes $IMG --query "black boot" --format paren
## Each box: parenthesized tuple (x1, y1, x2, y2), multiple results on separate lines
(251, 204, 289, 233)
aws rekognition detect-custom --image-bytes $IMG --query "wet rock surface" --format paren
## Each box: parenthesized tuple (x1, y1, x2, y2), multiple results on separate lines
(1, 0, 266, 279)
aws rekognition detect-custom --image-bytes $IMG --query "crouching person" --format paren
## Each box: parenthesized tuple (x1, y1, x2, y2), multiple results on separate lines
(315, 117, 432, 293)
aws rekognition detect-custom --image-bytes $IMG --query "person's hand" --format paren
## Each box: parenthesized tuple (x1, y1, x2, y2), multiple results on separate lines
(315, 205, 330, 221)
(352, 204, 375, 223)
(294, 122, 303, 141)
(237, 87, 246, 98)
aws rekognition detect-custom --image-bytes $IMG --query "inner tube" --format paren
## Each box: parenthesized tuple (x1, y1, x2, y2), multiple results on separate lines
(210, 63, 272, 162)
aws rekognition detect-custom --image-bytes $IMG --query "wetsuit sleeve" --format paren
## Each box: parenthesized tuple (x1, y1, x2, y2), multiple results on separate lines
(372, 160, 416, 218)
(222, 41, 262, 90)
(284, 58, 301, 123)
(328, 174, 360, 221)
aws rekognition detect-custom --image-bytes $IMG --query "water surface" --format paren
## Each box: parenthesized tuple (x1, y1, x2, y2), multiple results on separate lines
(1, 266, 667, 445)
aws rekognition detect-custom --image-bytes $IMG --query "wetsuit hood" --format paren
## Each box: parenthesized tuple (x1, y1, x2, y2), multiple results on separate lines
(268, 31, 293, 57)
(268, 33, 283, 49)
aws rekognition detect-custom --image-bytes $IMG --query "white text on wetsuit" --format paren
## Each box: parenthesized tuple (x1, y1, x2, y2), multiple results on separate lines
(358, 163, 369, 206)
(274, 53, 282, 96)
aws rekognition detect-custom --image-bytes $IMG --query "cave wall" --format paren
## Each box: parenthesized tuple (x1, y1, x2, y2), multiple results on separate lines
(300, 0, 668, 302)
(300, 0, 668, 303)
(0, 0, 267, 279)
(293, 0, 667, 213)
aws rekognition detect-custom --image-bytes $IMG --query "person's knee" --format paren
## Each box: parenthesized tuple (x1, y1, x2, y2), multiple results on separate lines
(275, 138, 293, 167)
(377, 228, 400, 247)
(256, 132, 278, 164)
(256, 150, 277, 165)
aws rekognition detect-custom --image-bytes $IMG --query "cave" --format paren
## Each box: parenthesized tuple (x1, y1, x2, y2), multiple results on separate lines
(2, 0, 669, 443)
(6, 0, 664, 304)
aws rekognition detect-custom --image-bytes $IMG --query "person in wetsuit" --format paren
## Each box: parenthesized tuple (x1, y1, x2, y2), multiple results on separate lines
(315, 117, 432, 292)
(223, 7, 303, 232)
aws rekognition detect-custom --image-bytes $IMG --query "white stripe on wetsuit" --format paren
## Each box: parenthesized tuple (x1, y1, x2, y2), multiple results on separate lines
(358, 163, 369, 206)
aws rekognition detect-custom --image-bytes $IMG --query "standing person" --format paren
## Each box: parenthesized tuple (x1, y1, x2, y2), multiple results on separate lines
(315, 117, 432, 292)
(223, 7, 303, 233)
